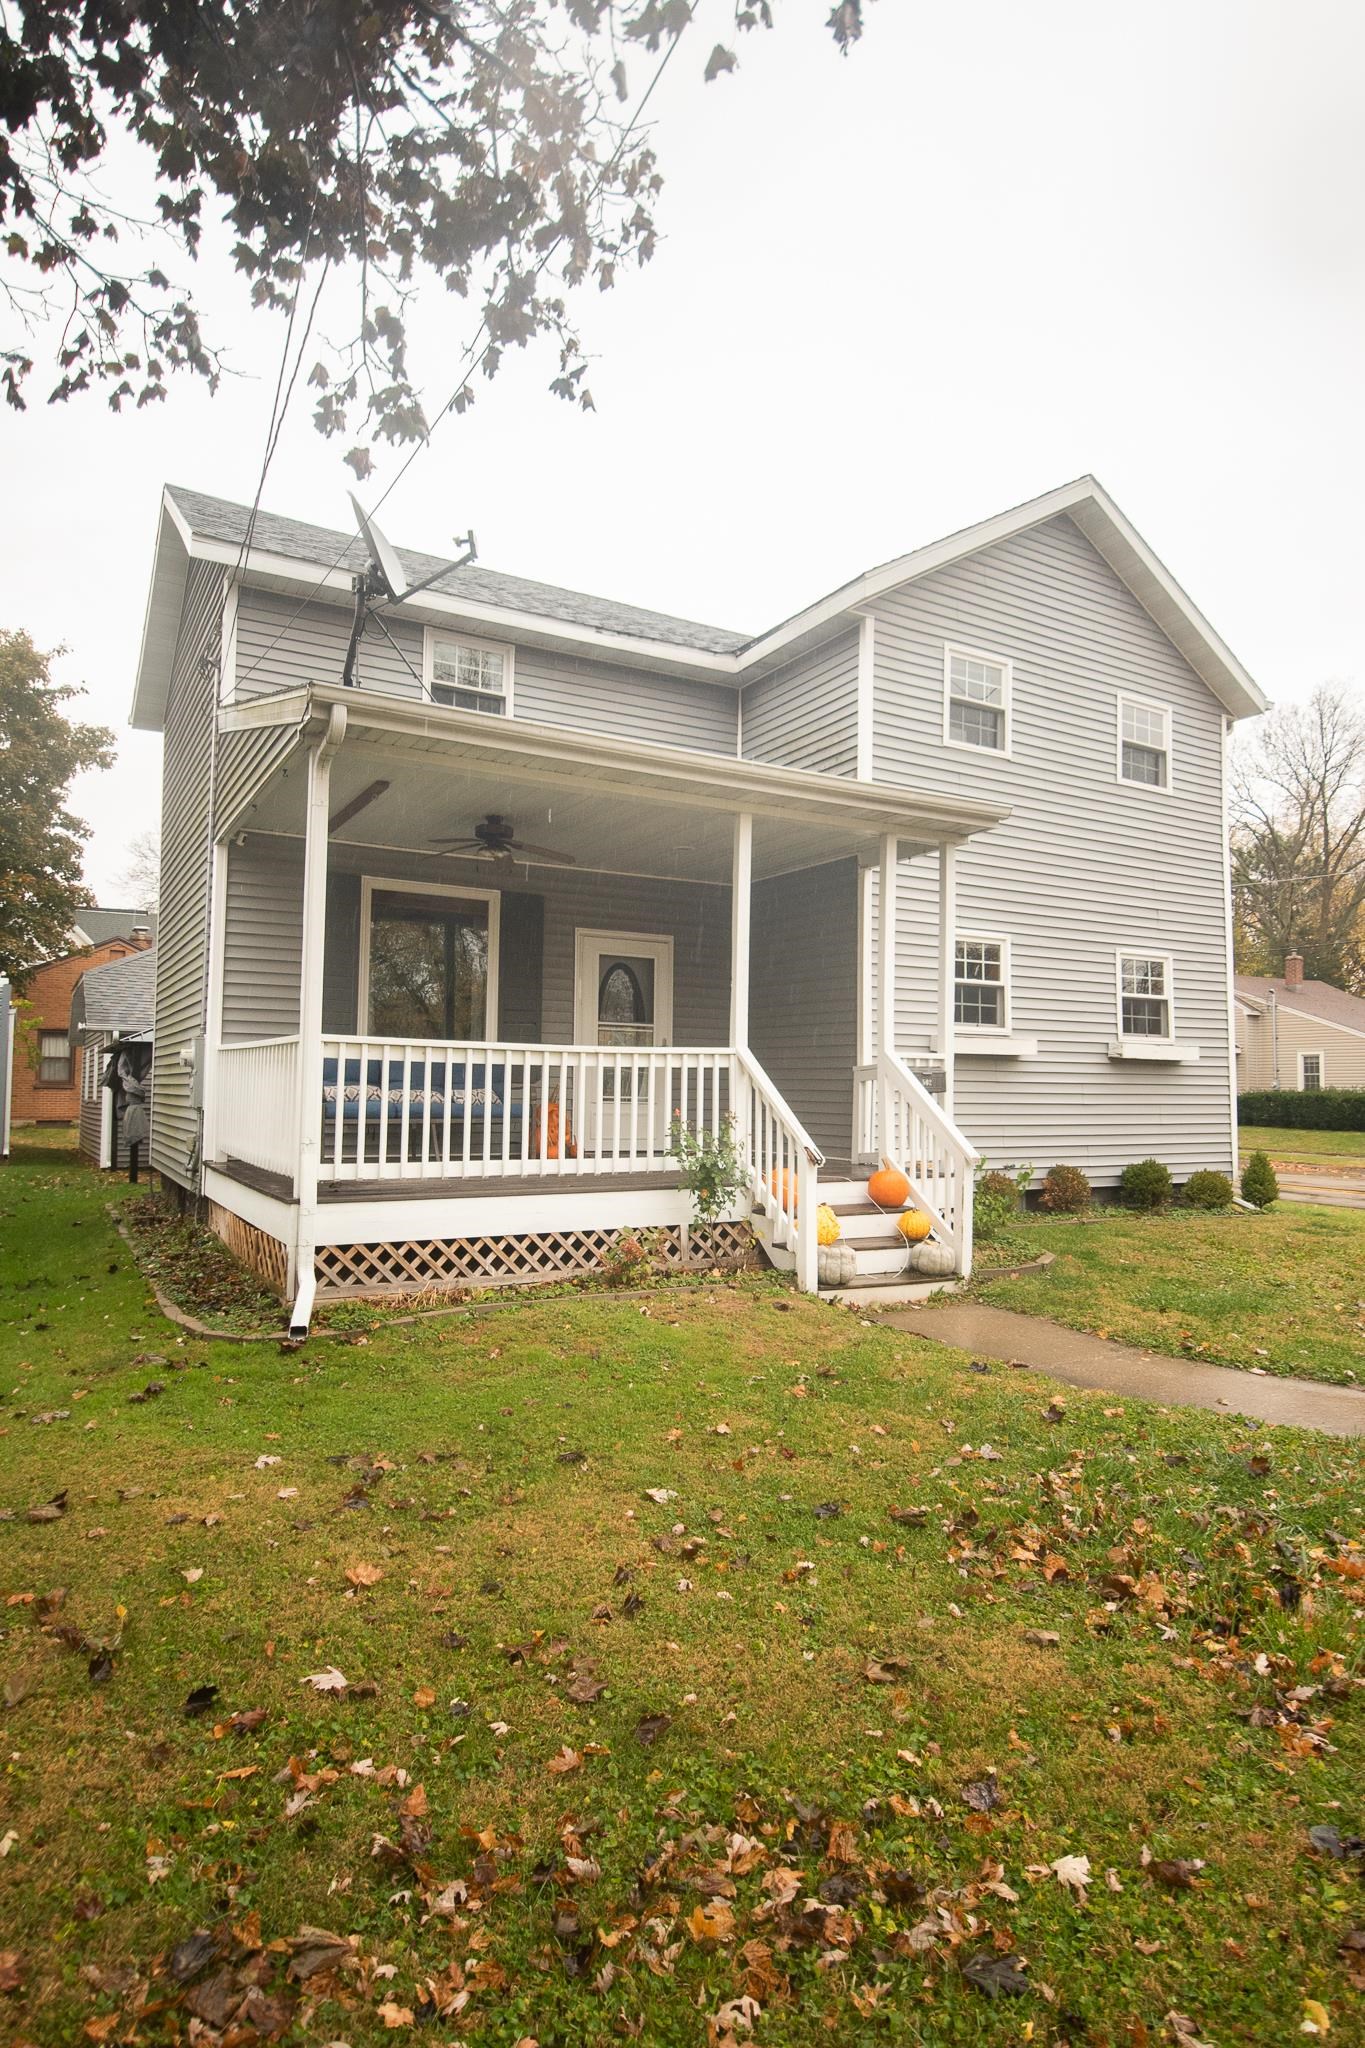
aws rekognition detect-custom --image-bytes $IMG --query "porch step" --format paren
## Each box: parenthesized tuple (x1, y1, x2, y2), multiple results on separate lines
(822, 1275, 962, 1308)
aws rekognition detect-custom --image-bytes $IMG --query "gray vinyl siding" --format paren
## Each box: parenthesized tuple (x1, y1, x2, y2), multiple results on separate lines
(740, 630, 860, 777)
(750, 859, 858, 1160)
(869, 512, 1235, 1184)
(215, 722, 302, 834)
(512, 647, 737, 756)
(151, 560, 223, 1187)
(78, 1039, 105, 1162)
(232, 590, 739, 755)
(221, 838, 731, 1048)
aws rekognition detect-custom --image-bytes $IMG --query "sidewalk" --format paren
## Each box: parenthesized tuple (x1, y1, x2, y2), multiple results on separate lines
(883, 1301, 1365, 1437)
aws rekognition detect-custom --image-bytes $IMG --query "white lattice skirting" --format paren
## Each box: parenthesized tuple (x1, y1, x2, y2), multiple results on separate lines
(313, 1220, 755, 1298)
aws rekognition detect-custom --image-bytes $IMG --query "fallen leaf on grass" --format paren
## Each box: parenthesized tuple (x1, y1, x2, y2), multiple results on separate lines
(634, 1711, 672, 1746)
(686, 1901, 735, 1944)
(566, 1672, 607, 1705)
(1023, 1630, 1060, 1647)
(1051, 1852, 1091, 1895)
(302, 1667, 349, 1694)
(960, 1776, 1000, 1813)
(183, 1685, 218, 1717)
(962, 1950, 1029, 1997)
(0, 1950, 23, 1993)
(547, 1746, 583, 1775)
(412, 1685, 436, 1709)
(378, 2002, 415, 2028)
(26, 1491, 67, 1523)
(864, 1656, 911, 1684)
(887, 1506, 926, 1527)
(1166, 2014, 1215, 2048)
(346, 1562, 385, 1587)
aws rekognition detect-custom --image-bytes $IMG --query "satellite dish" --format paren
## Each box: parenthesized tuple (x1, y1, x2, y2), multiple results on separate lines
(348, 491, 408, 600)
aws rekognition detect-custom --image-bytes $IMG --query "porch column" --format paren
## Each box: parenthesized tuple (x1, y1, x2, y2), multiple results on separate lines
(199, 840, 229, 1172)
(729, 812, 752, 1049)
(878, 833, 899, 1056)
(292, 705, 346, 1327)
(937, 841, 957, 1118)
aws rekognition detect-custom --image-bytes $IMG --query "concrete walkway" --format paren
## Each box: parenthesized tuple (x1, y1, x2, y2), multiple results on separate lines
(883, 1301, 1365, 1437)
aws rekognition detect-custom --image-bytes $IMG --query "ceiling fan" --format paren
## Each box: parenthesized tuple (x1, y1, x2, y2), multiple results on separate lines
(429, 813, 577, 867)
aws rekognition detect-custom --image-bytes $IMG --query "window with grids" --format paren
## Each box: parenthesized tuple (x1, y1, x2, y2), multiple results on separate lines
(38, 1031, 71, 1084)
(1119, 696, 1170, 786)
(946, 649, 1009, 751)
(1119, 954, 1171, 1037)
(954, 938, 1007, 1029)
(429, 637, 507, 714)
(1301, 1052, 1324, 1092)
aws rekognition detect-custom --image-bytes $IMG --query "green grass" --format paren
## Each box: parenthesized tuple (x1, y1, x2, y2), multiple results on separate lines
(2, 1140, 1363, 2046)
(1239, 1124, 1365, 1164)
(973, 1206, 1365, 1385)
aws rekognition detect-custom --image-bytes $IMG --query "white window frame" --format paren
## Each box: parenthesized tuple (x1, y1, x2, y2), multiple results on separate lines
(357, 875, 501, 1040)
(943, 643, 1012, 757)
(953, 932, 1011, 1036)
(1116, 691, 1174, 791)
(422, 628, 514, 717)
(1115, 949, 1175, 1043)
(1298, 1049, 1326, 1092)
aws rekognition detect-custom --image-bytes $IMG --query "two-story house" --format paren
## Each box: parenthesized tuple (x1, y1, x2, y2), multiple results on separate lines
(132, 476, 1265, 1328)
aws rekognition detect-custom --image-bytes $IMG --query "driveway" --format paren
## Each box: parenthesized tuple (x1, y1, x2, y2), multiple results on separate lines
(1272, 1168, 1365, 1211)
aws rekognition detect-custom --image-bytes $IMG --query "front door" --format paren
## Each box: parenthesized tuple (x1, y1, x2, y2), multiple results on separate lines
(573, 931, 674, 1153)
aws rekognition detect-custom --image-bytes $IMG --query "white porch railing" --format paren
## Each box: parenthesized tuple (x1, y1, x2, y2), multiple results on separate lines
(317, 1037, 735, 1182)
(854, 1051, 979, 1275)
(734, 1050, 825, 1292)
(216, 1036, 300, 1185)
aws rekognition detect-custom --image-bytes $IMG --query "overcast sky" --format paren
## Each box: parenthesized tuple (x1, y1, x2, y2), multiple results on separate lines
(3, 0, 1363, 902)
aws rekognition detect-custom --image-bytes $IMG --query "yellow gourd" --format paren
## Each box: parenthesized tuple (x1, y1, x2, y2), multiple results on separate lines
(895, 1207, 934, 1244)
(816, 1204, 841, 1246)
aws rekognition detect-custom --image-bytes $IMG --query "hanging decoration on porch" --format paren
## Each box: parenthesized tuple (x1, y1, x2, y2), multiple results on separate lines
(866, 1160, 911, 1210)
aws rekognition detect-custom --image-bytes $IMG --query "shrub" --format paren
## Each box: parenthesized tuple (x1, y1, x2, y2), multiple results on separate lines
(1039, 1163, 1091, 1214)
(1119, 1157, 1173, 1210)
(974, 1163, 1031, 1243)
(1237, 1088, 1365, 1132)
(669, 1115, 744, 1225)
(1182, 1168, 1234, 1210)
(1241, 1151, 1280, 1209)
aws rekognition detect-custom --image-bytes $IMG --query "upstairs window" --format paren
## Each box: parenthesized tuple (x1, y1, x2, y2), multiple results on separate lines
(1118, 952, 1172, 1038)
(1118, 694, 1171, 787)
(426, 633, 510, 715)
(954, 936, 1009, 1030)
(945, 646, 1010, 752)
(39, 1031, 72, 1085)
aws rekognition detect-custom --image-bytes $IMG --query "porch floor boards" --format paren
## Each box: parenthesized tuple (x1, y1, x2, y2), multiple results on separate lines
(212, 1155, 684, 1204)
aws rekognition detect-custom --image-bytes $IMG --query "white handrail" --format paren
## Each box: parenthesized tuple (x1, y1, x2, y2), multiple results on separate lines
(855, 1050, 978, 1277)
(734, 1049, 824, 1292)
(216, 1036, 300, 1185)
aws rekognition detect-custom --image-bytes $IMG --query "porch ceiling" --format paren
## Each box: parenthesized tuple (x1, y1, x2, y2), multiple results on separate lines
(223, 683, 1010, 885)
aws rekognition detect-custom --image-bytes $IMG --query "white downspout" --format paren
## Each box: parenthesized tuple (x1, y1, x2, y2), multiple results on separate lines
(290, 703, 346, 1337)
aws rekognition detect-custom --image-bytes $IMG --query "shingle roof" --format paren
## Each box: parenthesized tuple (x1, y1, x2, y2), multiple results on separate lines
(70, 947, 156, 1037)
(72, 907, 158, 946)
(166, 486, 750, 657)
(1235, 974, 1365, 1036)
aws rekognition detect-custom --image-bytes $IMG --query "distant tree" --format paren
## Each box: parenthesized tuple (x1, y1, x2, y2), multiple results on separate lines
(1232, 685, 1365, 993)
(0, 1, 866, 474)
(116, 827, 161, 914)
(0, 629, 115, 984)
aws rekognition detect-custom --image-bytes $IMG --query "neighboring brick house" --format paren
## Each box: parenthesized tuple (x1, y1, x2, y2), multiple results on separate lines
(12, 911, 155, 1124)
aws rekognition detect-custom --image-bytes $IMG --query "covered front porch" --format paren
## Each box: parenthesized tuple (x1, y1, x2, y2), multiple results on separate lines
(203, 687, 1003, 1321)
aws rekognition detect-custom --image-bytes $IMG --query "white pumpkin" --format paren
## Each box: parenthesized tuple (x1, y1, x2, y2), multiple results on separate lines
(907, 1238, 956, 1277)
(817, 1241, 858, 1288)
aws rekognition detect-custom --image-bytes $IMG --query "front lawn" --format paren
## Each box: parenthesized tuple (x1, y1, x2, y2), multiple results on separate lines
(972, 1206, 1365, 1385)
(1239, 1124, 1365, 1166)
(1, 1141, 1363, 2047)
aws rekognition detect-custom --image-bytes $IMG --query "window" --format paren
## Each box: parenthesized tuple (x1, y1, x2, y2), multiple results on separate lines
(945, 646, 1010, 753)
(1118, 694, 1171, 788)
(426, 632, 510, 715)
(39, 1031, 72, 1085)
(1118, 953, 1172, 1038)
(359, 879, 500, 1039)
(954, 937, 1009, 1031)
(1299, 1051, 1325, 1092)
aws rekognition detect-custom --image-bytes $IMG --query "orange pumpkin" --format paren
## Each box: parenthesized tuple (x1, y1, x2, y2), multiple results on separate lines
(768, 1168, 798, 1213)
(867, 1162, 911, 1209)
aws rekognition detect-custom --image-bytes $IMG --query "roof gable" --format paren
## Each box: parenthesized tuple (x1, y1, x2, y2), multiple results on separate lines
(1234, 974, 1365, 1038)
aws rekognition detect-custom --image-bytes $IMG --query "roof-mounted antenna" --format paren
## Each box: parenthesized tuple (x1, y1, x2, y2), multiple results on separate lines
(341, 496, 478, 687)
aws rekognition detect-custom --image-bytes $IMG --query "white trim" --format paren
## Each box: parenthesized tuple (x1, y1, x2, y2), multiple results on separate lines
(1219, 715, 1238, 1171)
(729, 815, 752, 1050)
(952, 930, 1012, 1037)
(204, 1164, 297, 1238)
(938, 846, 957, 1115)
(572, 930, 676, 1049)
(357, 875, 502, 1039)
(201, 842, 229, 1165)
(1297, 1048, 1327, 1091)
(855, 614, 875, 780)
(1107, 1039, 1200, 1063)
(422, 625, 515, 717)
(1114, 947, 1176, 1045)
(1116, 689, 1174, 791)
(942, 643, 1013, 758)
(878, 835, 899, 1057)
(953, 1035, 1038, 1059)
(856, 865, 875, 1068)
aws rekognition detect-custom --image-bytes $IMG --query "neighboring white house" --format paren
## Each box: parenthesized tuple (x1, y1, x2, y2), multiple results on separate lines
(130, 475, 1266, 1324)
(1235, 955, 1365, 1094)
